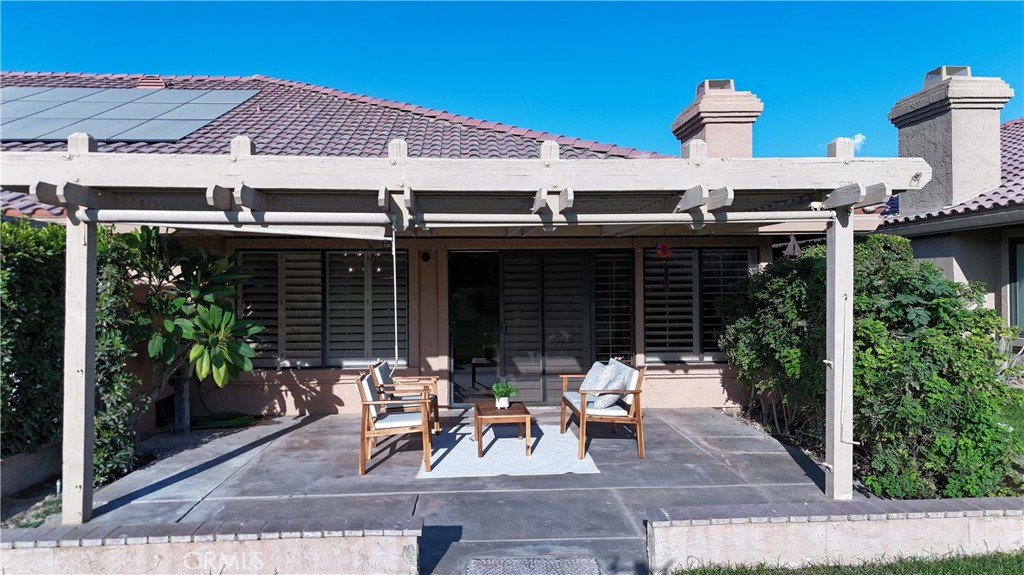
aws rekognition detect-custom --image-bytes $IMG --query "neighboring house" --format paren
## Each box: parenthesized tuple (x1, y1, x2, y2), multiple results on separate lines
(882, 66, 1023, 332)
(0, 71, 918, 417)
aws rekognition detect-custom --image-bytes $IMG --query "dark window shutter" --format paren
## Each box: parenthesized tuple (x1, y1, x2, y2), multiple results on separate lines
(643, 248, 698, 361)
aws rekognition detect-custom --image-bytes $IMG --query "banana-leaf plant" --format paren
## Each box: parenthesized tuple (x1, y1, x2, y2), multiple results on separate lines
(126, 226, 264, 431)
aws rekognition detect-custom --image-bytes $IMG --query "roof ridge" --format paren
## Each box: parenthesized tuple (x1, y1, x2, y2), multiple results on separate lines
(1003, 116, 1024, 128)
(0, 70, 671, 159)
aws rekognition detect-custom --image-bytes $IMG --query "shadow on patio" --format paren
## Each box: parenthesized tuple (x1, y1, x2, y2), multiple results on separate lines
(83, 408, 838, 575)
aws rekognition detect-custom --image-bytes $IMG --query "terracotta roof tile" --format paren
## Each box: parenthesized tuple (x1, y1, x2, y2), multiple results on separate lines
(0, 71, 671, 160)
(0, 70, 674, 217)
(883, 117, 1024, 225)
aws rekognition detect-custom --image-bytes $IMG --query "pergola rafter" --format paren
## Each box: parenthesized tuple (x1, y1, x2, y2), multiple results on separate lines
(0, 133, 932, 523)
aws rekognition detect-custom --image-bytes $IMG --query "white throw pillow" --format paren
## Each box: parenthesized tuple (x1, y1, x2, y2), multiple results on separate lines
(592, 359, 631, 409)
(580, 362, 606, 391)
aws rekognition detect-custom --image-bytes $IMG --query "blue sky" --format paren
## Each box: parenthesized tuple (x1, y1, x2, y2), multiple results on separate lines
(2, 1, 1021, 157)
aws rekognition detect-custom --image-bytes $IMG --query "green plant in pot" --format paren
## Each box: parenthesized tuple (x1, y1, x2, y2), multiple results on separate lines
(491, 380, 517, 409)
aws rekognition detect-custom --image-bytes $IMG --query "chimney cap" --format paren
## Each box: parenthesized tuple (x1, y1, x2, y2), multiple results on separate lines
(924, 66, 971, 88)
(696, 79, 735, 97)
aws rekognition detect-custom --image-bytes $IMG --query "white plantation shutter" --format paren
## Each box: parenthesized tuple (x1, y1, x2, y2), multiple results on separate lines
(643, 248, 699, 362)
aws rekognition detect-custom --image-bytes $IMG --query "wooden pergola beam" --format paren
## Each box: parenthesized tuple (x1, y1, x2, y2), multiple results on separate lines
(30, 181, 149, 210)
(2, 150, 932, 193)
(206, 185, 234, 210)
(233, 184, 289, 211)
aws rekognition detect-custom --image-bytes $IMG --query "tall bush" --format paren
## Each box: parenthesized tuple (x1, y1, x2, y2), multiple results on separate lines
(1, 221, 148, 486)
(0, 220, 66, 456)
(721, 234, 1018, 498)
(93, 228, 148, 484)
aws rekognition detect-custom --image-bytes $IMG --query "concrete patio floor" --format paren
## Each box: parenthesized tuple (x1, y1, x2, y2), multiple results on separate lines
(81, 408, 844, 574)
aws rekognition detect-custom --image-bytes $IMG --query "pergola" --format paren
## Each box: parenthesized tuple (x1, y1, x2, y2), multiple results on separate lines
(1, 133, 931, 523)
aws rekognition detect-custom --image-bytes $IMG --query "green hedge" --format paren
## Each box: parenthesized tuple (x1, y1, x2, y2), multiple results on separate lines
(1, 220, 148, 486)
(721, 235, 1019, 498)
(1, 220, 67, 456)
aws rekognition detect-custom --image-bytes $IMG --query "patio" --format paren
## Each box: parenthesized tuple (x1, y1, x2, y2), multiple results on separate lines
(76, 408, 844, 574)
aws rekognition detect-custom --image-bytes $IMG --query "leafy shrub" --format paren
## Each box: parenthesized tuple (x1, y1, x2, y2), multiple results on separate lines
(93, 228, 148, 485)
(1, 220, 66, 456)
(721, 234, 1018, 498)
(1, 221, 149, 486)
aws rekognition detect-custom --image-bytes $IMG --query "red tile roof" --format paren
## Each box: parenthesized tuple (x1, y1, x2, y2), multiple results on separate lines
(0, 71, 670, 159)
(0, 190, 63, 218)
(883, 117, 1024, 225)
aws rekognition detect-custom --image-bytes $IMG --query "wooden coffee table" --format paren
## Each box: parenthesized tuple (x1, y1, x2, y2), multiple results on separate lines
(474, 401, 533, 457)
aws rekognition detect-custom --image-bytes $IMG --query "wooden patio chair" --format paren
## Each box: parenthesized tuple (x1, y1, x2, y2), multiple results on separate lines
(560, 363, 646, 460)
(368, 360, 441, 435)
(357, 372, 433, 475)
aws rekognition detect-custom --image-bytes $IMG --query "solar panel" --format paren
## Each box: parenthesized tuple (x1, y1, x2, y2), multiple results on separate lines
(28, 101, 122, 119)
(132, 89, 211, 104)
(0, 117, 81, 140)
(1, 99, 65, 118)
(0, 87, 54, 101)
(38, 119, 148, 140)
(155, 103, 236, 120)
(94, 102, 180, 120)
(113, 119, 211, 141)
(0, 87, 258, 142)
(19, 88, 104, 101)
(77, 89, 153, 103)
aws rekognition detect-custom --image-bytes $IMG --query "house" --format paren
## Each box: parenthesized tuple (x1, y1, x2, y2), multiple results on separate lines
(881, 66, 1022, 332)
(1, 70, 931, 518)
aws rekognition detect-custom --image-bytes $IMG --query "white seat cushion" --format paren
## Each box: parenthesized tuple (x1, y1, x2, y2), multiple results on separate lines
(563, 392, 628, 417)
(373, 411, 424, 430)
(393, 393, 436, 402)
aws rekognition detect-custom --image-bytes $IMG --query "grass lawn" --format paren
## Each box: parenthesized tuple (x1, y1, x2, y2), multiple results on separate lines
(1002, 385, 1024, 457)
(2, 495, 61, 529)
(677, 551, 1024, 574)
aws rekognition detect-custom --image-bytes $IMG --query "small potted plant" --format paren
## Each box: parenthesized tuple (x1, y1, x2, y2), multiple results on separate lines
(491, 380, 516, 409)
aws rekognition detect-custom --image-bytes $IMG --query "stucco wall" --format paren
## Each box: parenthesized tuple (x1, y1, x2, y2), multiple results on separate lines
(909, 229, 1004, 314)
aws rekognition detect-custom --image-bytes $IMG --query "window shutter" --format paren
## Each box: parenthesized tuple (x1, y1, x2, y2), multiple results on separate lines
(280, 253, 323, 367)
(643, 248, 698, 361)
(593, 252, 634, 362)
(238, 252, 280, 367)
(369, 251, 408, 360)
(700, 249, 755, 357)
(326, 252, 367, 363)
(326, 251, 408, 365)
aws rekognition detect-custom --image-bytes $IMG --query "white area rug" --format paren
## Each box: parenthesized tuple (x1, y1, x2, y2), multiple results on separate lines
(416, 424, 600, 479)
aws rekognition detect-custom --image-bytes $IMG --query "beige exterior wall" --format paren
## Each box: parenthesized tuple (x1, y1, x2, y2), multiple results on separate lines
(909, 226, 1024, 321)
(152, 233, 774, 417)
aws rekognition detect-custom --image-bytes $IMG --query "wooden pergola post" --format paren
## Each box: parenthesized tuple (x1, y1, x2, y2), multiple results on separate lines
(825, 207, 855, 500)
(61, 213, 97, 523)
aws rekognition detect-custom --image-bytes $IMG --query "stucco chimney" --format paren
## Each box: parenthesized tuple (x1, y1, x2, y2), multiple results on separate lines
(888, 66, 1013, 214)
(671, 79, 764, 158)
